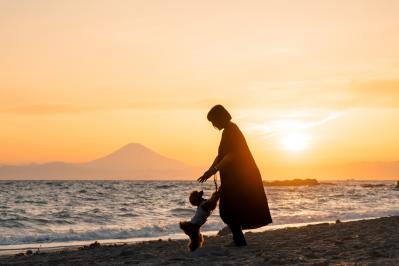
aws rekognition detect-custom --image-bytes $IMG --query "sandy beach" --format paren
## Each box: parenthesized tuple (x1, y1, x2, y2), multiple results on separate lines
(0, 216, 398, 266)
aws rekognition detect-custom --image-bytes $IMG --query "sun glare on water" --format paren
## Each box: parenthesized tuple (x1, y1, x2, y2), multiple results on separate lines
(281, 132, 309, 152)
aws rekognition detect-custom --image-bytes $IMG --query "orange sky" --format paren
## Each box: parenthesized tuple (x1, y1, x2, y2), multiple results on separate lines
(1, 1, 399, 179)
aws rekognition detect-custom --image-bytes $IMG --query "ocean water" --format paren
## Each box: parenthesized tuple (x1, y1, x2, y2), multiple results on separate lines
(0, 180, 398, 250)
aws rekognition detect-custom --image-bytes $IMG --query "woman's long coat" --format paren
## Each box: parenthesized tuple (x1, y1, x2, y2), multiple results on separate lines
(218, 122, 272, 229)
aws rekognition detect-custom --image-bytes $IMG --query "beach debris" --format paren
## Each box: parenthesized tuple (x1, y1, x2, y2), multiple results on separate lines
(79, 241, 102, 250)
(112, 243, 126, 247)
(26, 250, 33, 255)
(89, 241, 101, 248)
(15, 253, 25, 257)
(336, 219, 341, 224)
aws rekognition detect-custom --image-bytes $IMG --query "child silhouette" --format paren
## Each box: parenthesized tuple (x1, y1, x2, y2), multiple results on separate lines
(179, 189, 220, 251)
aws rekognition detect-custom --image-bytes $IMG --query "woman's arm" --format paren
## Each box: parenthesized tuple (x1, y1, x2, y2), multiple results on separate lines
(210, 155, 220, 168)
(197, 155, 219, 183)
(197, 153, 233, 183)
(214, 153, 233, 172)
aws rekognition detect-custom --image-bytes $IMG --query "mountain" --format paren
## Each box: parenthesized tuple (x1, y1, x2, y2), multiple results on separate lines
(0, 143, 201, 180)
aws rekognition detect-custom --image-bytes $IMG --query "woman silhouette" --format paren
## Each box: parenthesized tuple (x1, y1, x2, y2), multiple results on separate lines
(198, 105, 272, 246)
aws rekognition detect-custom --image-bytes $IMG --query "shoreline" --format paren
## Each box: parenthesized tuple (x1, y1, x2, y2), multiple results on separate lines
(1, 216, 398, 265)
(0, 216, 384, 256)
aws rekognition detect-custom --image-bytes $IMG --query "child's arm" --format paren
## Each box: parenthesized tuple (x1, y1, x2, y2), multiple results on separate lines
(202, 190, 220, 212)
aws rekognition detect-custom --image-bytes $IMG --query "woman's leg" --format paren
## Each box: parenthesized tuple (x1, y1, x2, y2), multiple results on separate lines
(227, 223, 247, 246)
(219, 200, 247, 246)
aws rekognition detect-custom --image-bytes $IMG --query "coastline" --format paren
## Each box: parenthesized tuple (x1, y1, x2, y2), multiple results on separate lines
(0, 216, 385, 256)
(1, 216, 398, 265)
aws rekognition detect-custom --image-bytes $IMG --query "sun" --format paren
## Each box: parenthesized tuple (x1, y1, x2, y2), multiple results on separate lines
(281, 132, 309, 152)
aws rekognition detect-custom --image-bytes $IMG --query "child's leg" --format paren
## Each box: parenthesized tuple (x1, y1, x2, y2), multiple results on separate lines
(179, 222, 203, 251)
(187, 225, 202, 251)
(179, 221, 191, 232)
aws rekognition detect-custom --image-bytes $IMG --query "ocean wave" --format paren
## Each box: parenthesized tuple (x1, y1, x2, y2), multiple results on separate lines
(1, 180, 399, 247)
(13, 199, 48, 204)
(155, 184, 176, 189)
(118, 213, 138, 218)
(170, 208, 195, 216)
(0, 225, 175, 245)
(0, 218, 226, 246)
(360, 183, 387, 188)
(0, 218, 25, 228)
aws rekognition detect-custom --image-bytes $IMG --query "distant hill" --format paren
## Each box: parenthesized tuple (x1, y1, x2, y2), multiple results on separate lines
(0, 143, 201, 180)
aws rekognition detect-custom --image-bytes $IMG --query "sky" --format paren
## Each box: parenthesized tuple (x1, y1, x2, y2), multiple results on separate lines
(1, 0, 399, 179)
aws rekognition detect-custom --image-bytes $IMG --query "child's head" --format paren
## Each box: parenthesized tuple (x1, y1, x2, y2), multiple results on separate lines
(189, 190, 204, 206)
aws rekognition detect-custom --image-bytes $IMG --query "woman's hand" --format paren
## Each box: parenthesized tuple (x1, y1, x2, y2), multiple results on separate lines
(197, 173, 210, 183)
(197, 167, 217, 183)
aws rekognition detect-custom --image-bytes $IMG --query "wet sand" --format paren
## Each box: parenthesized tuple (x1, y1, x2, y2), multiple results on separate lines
(1, 216, 398, 265)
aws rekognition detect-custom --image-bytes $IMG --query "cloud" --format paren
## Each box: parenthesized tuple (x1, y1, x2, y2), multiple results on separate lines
(241, 110, 345, 138)
(236, 79, 399, 139)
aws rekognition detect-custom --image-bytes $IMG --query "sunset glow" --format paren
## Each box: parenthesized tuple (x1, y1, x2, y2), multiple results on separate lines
(1, 1, 399, 179)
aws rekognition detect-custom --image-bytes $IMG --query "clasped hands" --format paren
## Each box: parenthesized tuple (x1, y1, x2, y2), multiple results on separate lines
(197, 166, 218, 183)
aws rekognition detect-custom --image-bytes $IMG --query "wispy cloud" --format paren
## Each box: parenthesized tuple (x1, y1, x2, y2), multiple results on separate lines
(241, 111, 345, 139)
